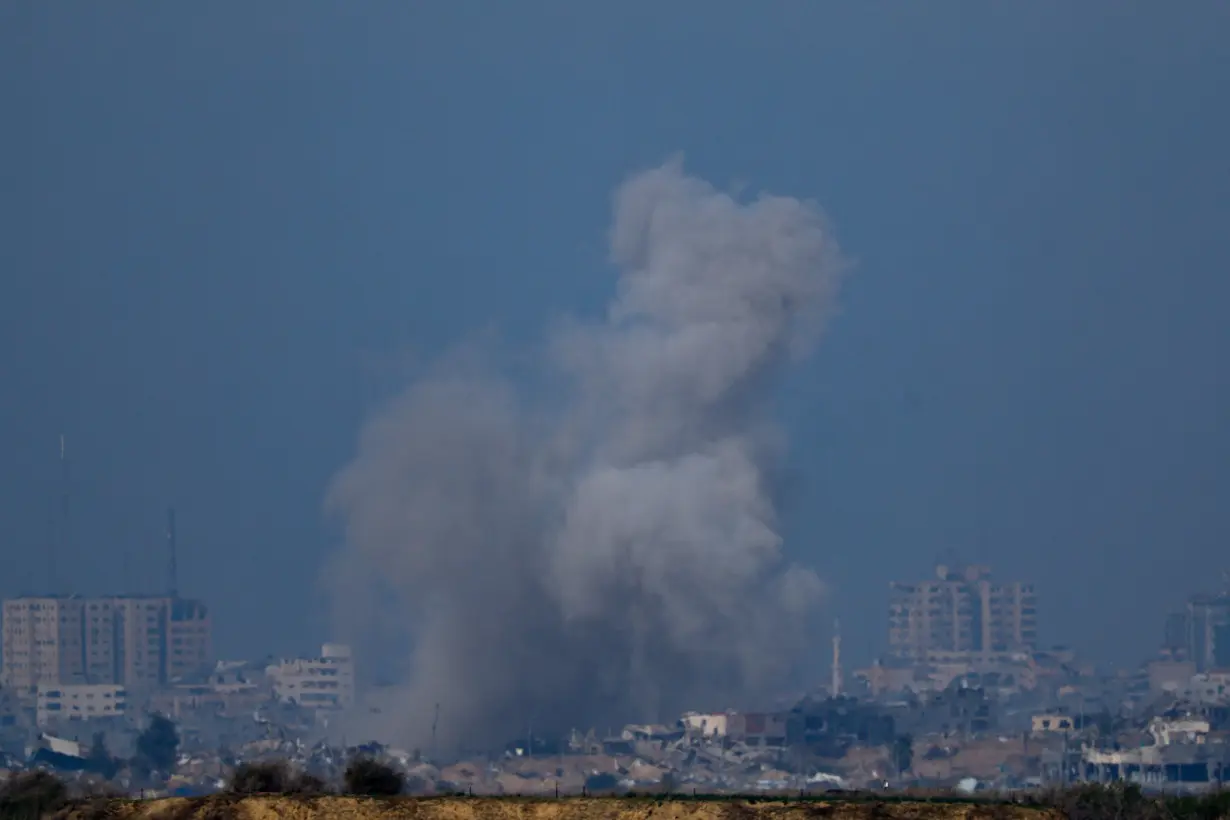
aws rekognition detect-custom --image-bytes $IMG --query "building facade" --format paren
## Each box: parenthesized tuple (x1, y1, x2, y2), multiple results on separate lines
(266, 643, 355, 711)
(2, 595, 211, 691)
(888, 564, 1037, 661)
(36, 683, 127, 727)
(1, 597, 88, 689)
(168, 598, 212, 680)
(1160, 591, 1230, 673)
(681, 711, 729, 738)
(1187, 595, 1230, 673)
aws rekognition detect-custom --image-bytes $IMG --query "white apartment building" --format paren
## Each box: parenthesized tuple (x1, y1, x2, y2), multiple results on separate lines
(266, 644, 354, 711)
(36, 683, 127, 727)
(681, 711, 729, 738)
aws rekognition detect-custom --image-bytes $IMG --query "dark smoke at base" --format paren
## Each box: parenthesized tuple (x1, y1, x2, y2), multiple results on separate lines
(323, 159, 848, 750)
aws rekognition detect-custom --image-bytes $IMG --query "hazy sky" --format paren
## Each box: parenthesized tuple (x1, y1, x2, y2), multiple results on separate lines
(2, 2, 1228, 669)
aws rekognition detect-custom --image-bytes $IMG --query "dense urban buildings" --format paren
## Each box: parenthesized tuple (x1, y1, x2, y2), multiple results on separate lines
(1161, 590, 1230, 672)
(2, 567, 1230, 796)
(887, 563, 1037, 661)
(0, 594, 212, 691)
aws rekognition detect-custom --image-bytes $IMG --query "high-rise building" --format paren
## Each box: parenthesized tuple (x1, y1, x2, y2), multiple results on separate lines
(1162, 591, 1230, 671)
(168, 598, 212, 681)
(1163, 612, 1191, 658)
(0, 597, 88, 689)
(2, 595, 211, 691)
(1185, 594, 1230, 673)
(888, 564, 1037, 661)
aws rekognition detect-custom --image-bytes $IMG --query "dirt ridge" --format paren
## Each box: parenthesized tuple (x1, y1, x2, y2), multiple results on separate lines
(49, 795, 1060, 820)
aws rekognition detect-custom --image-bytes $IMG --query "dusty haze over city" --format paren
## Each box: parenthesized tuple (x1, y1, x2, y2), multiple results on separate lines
(2, 3, 1229, 746)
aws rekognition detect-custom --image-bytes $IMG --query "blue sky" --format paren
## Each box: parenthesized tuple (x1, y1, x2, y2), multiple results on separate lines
(2, 2, 1228, 668)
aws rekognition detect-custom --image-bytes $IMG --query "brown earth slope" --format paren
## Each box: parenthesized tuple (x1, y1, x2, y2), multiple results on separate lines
(49, 796, 1060, 820)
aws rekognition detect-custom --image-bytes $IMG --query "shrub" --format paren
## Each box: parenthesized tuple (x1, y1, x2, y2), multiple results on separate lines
(229, 761, 293, 794)
(134, 713, 180, 776)
(584, 772, 620, 794)
(1044, 784, 1169, 820)
(0, 770, 70, 818)
(294, 773, 328, 795)
(229, 761, 329, 795)
(343, 757, 404, 797)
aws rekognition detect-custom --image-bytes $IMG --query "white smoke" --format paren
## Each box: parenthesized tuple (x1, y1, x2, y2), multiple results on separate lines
(324, 159, 847, 748)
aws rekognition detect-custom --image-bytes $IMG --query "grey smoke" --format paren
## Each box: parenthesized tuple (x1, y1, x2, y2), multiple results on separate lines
(324, 159, 847, 748)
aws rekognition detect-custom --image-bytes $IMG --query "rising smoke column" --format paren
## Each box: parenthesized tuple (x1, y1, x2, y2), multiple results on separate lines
(325, 159, 847, 749)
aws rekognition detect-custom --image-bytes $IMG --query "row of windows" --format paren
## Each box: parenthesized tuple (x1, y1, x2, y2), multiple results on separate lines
(41, 703, 125, 713)
(292, 680, 343, 690)
(39, 690, 125, 699)
(298, 693, 342, 703)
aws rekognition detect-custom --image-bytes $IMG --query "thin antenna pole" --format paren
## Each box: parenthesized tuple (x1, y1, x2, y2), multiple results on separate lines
(166, 506, 179, 598)
(831, 617, 842, 697)
(431, 702, 440, 761)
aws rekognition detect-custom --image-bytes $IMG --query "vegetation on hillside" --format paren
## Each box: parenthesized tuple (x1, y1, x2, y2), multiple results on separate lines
(4, 764, 1230, 820)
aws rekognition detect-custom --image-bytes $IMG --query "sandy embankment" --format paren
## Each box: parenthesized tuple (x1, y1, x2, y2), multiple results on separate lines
(49, 795, 1061, 820)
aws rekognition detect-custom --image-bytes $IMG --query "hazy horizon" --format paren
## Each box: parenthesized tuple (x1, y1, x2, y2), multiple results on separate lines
(2, 2, 1229, 687)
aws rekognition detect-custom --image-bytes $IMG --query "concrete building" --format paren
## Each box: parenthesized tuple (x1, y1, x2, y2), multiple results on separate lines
(266, 644, 354, 710)
(0, 686, 20, 727)
(1162, 593, 1230, 673)
(726, 712, 789, 747)
(112, 597, 169, 688)
(168, 598, 212, 680)
(1031, 711, 1076, 733)
(680, 711, 729, 738)
(1187, 594, 1230, 673)
(888, 563, 1037, 661)
(2, 595, 211, 691)
(1147, 658, 1199, 694)
(36, 683, 127, 727)
(148, 681, 265, 719)
(1, 597, 88, 689)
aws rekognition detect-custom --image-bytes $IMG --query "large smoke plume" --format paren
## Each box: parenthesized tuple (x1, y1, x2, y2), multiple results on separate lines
(324, 159, 847, 749)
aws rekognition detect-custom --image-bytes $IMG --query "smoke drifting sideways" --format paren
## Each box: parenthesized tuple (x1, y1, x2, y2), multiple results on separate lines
(324, 159, 848, 750)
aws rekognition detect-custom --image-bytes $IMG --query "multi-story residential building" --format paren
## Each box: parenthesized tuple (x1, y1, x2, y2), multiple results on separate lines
(888, 564, 1037, 661)
(1162, 612, 1191, 659)
(266, 644, 355, 711)
(36, 683, 127, 727)
(1168, 594, 1230, 673)
(168, 598, 212, 681)
(1, 597, 88, 689)
(2, 594, 211, 691)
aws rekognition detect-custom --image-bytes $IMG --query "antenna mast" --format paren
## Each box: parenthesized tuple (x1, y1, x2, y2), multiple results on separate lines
(831, 617, 842, 697)
(53, 433, 70, 593)
(431, 702, 440, 761)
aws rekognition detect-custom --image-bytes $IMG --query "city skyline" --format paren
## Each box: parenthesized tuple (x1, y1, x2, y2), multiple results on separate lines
(7, 558, 1228, 690)
(6, 444, 1230, 671)
(2, 3, 1228, 674)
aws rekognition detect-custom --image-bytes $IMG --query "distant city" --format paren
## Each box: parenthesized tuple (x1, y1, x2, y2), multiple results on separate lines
(2, 558, 1228, 796)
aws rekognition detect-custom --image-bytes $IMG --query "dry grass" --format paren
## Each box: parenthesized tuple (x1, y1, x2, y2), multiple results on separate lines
(42, 795, 1063, 820)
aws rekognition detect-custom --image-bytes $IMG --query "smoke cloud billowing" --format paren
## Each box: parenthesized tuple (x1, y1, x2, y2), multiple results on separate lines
(324, 159, 847, 748)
